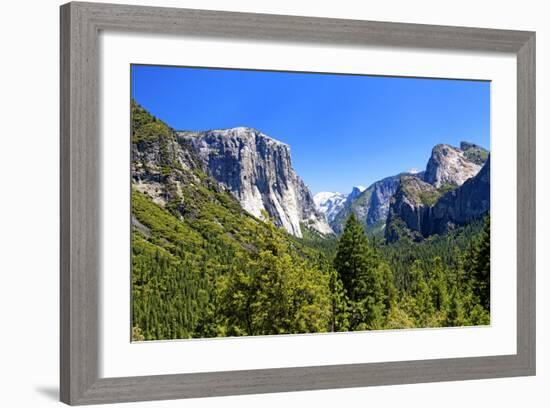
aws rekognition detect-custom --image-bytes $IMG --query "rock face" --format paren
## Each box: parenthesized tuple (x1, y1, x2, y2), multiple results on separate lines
(178, 127, 332, 238)
(429, 158, 490, 234)
(385, 176, 438, 242)
(347, 186, 366, 201)
(132, 116, 204, 210)
(330, 175, 402, 236)
(316, 141, 488, 239)
(460, 141, 490, 166)
(384, 142, 489, 242)
(423, 144, 482, 188)
(313, 191, 347, 223)
(385, 158, 490, 242)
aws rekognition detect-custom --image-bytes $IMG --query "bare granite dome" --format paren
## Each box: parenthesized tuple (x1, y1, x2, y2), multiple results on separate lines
(423, 144, 482, 188)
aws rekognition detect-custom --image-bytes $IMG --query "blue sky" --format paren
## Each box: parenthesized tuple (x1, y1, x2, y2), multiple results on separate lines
(131, 65, 490, 194)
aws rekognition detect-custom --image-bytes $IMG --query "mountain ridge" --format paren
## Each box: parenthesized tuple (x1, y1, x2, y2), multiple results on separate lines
(133, 99, 488, 243)
(386, 157, 490, 242)
(177, 127, 332, 238)
(324, 141, 488, 238)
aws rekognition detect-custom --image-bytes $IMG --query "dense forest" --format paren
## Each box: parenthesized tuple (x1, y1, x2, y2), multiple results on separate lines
(130, 102, 490, 341)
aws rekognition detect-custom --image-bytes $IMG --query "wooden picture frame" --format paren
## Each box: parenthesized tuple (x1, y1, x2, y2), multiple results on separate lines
(60, 2, 535, 405)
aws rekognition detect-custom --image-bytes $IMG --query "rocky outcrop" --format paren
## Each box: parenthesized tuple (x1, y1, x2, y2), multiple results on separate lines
(347, 186, 366, 201)
(178, 127, 332, 238)
(318, 141, 488, 238)
(385, 158, 490, 242)
(423, 144, 483, 188)
(429, 157, 490, 234)
(460, 141, 490, 166)
(364, 176, 402, 227)
(330, 175, 402, 236)
(131, 116, 204, 209)
(385, 176, 438, 242)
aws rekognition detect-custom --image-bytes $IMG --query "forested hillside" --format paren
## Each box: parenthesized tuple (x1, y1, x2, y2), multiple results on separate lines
(131, 101, 490, 341)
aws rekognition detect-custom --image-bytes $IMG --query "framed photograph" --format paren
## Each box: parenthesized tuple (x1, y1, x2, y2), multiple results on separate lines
(60, 2, 535, 405)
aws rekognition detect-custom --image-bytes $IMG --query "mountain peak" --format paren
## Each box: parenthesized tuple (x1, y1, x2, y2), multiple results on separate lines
(460, 141, 489, 165)
(179, 128, 330, 237)
(460, 141, 482, 151)
(348, 185, 366, 201)
(423, 143, 482, 188)
(386, 158, 490, 242)
(313, 192, 347, 223)
(210, 127, 290, 147)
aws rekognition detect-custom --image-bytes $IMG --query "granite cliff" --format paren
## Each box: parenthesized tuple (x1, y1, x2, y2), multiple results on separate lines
(423, 143, 482, 188)
(386, 157, 490, 242)
(329, 176, 401, 236)
(177, 127, 332, 238)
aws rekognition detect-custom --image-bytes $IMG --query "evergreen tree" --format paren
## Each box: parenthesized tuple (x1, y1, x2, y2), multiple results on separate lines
(334, 215, 378, 300)
(429, 257, 449, 312)
(469, 304, 490, 326)
(378, 261, 398, 312)
(130, 101, 493, 337)
(446, 288, 466, 327)
(408, 260, 434, 326)
(328, 267, 350, 332)
(333, 214, 385, 330)
(465, 216, 490, 310)
(216, 233, 332, 336)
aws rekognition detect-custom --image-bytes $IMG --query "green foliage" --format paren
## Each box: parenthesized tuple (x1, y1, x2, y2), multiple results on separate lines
(385, 303, 416, 330)
(465, 216, 491, 310)
(217, 249, 331, 336)
(437, 183, 457, 196)
(131, 102, 335, 339)
(131, 100, 174, 144)
(328, 267, 350, 332)
(131, 102, 491, 340)
(429, 257, 449, 312)
(215, 217, 332, 336)
(446, 288, 466, 327)
(419, 190, 441, 206)
(463, 147, 489, 166)
(334, 215, 379, 300)
(418, 183, 456, 206)
(385, 213, 424, 243)
(379, 219, 485, 291)
(334, 215, 388, 330)
(407, 260, 434, 326)
(131, 326, 145, 341)
(295, 223, 338, 258)
(132, 185, 336, 339)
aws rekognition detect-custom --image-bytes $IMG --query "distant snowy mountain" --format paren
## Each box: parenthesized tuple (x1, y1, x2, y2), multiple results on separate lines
(314, 186, 366, 224)
(313, 192, 347, 223)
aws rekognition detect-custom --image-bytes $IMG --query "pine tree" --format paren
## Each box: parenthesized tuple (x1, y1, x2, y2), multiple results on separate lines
(429, 257, 449, 312)
(409, 260, 434, 326)
(333, 214, 385, 330)
(334, 215, 376, 300)
(378, 261, 398, 311)
(466, 216, 490, 310)
(446, 287, 466, 327)
(328, 267, 350, 332)
(469, 303, 490, 326)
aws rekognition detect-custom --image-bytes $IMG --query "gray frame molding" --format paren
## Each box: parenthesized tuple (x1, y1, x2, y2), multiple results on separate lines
(60, 2, 536, 405)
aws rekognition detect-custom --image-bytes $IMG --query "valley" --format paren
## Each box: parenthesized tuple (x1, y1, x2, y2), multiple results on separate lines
(130, 100, 491, 341)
